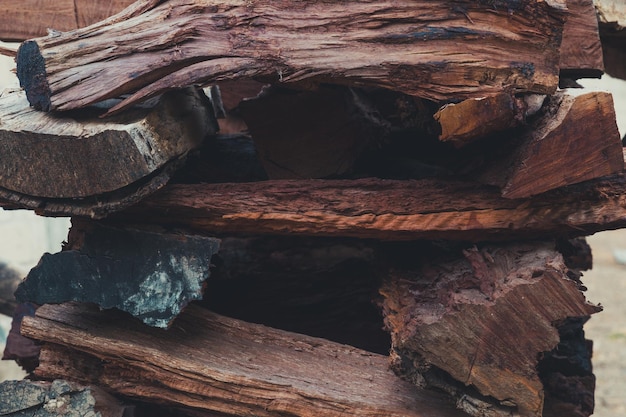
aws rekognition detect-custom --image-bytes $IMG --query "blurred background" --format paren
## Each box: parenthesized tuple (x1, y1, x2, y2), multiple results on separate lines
(0, 40, 624, 416)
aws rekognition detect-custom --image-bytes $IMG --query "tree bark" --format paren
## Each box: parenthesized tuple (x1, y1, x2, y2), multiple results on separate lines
(0, 87, 217, 198)
(103, 172, 626, 242)
(21, 302, 468, 417)
(15, 0, 566, 113)
(380, 241, 600, 417)
(14, 220, 220, 328)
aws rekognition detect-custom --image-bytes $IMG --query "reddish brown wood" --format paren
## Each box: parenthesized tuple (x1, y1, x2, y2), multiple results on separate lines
(559, 0, 604, 78)
(15, 0, 566, 113)
(103, 172, 626, 241)
(22, 302, 467, 417)
(380, 242, 600, 417)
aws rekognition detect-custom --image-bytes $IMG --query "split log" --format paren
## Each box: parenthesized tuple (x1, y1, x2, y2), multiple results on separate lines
(14, 220, 220, 328)
(0, 379, 128, 417)
(105, 172, 626, 242)
(559, 0, 604, 78)
(476, 91, 623, 198)
(21, 302, 468, 417)
(380, 241, 600, 417)
(15, 0, 567, 113)
(0, 0, 134, 41)
(0, 87, 217, 199)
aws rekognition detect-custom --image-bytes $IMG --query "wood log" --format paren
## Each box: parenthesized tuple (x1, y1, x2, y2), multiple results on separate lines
(0, 87, 217, 198)
(0, 379, 128, 417)
(475, 91, 623, 198)
(14, 220, 220, 328)
(559, 0, 604, 78)
(596, 1, 626, 80)
(21, 302, 468, 417)
(104, 172, 626, 242)
(0, 0, 135, 41)
(380, 241, 600, 417)
(15, 0, 567, 113)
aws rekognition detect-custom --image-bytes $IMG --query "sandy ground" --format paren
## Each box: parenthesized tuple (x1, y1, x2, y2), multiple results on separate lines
(0, 42, 625, 415)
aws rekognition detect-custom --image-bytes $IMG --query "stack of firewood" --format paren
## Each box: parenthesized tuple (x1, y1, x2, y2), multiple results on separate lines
(1, 1, 625, 416)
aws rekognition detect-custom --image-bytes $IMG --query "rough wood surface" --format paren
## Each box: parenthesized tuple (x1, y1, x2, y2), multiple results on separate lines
(380, 242, 600, 417)
(477, 91, 623, 198)
(0, 87, 216, 198)
(0, 0, 134, 41)
(15, 0, 566, 113)
(106, 172, 626, 241)
(14, 220, 220, 328)
(559, 0, 604, 78)
(21, 302, 468, 417)
(0, 379, 127, 417)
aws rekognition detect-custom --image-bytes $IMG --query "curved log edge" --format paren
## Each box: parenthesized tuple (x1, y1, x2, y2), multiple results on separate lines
(16, 0, 566, 113)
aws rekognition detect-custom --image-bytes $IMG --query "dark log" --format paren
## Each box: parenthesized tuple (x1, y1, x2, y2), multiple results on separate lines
(202, 236, 390, 354)
(0, 87, 217, 199)
(596, 0, 626, 80)
(559, 0, 604, 78)
(238, 85, 390, 179)
(21, 302, 468, 417)
(476, 91, 623, 198)
(0, 379, 128, 417)
(0, 0, 135, 41)
(15, 220, 220, 328)
(104, 172, 626, 242)
(380, 241, 600, 417)
(15, 0, 566, 113)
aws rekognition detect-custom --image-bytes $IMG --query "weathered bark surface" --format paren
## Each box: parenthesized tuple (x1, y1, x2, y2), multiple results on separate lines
(380, 242, 600, 417)
(106, 172, 626, 241)
(15, 0, 566, 113)
(21, 302, 467, 417)
(0, 379, 128, 417)
(477, 92, 623, 198)
(15, 220, 220, 328)
(559, 0, 604, 78)
(0, 0, 135, 41)
(0, 87, 216, 198)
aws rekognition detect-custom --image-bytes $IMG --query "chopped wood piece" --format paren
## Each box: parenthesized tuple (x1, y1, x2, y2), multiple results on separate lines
(434, 93, 526, 147)
(15, 221, 220, 328)
(380, 242, 600, 417)
(0, 0, 135, 41)
(22, 302, 468, 417)
(15, 0, 566, 113)
(597, 0, 626, 80)
(559, 0, 604, 78)
(238, 86, 389, 179)
(0, 87, 217, 198)
(477, 92, 623, 198)
(106, 172, 626, 241)
(0, 379, 127, 417)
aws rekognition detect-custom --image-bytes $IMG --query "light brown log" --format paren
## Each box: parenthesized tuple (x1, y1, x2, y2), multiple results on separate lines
(0, 87, 216, 198)
(102, 172, 626, 241)
(380, 242, 600, 417)
(559, 0, 604, 78)
(15, 0, 566, 113)
(477, 91, 623, 198)
(21, 302, 467, 417)
(0, 0, 134, 41)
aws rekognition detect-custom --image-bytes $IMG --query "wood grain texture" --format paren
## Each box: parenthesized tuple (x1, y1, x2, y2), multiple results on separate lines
(106, 173, 626, 241)
(380, 242, 600, 417)
(0, 87, 216, 198)
(0, 0, 135, 41)
(15, 0, 566, 113)
(559, 0, 604, 77)
(21, 302, 468, 417)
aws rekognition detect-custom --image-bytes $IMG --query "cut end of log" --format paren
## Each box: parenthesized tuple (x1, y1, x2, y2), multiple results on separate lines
(16, 41, 51, 112)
